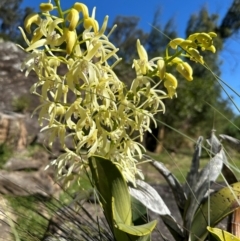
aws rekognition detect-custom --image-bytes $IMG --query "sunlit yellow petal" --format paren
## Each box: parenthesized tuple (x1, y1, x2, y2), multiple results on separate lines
(73, 2, 89, 19)
(84, 17, 99, 33)
(136, 39, 148, 61)
(26, 38, 47, 51)
(24, 13, 41, 34)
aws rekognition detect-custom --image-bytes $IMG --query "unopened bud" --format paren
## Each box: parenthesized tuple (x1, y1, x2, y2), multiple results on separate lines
(40, 3, 54, 12)
(206, 45, 216, 53)
(169, 38, 184, 49)
(67, 8, 79, 31)
(176, 62, 193, 81)
(64, 29, 77, 54)
(188, 48, 204, 64)
(157, 59, 165, 80)
(73, 2, 89, 19)
(208, 32, 217, 38)
(179, 40, 197, 50)
(164, 73, 178, 98)
(196, 33, 212, 48)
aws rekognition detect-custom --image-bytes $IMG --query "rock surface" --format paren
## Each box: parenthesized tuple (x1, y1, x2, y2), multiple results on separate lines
(0, 41, 39, 112)
(0, 149, 60, 197)
(0, 111, 28, 150)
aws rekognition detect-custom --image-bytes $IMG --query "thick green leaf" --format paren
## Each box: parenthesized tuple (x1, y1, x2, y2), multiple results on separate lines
(112, 197, 157, 236)
(191, 182, 240, 241)
(89, 156, 132, 228)
(90, 156, 157, 241)
(131, 196, 148, 226)
(207, 226, 240, 241)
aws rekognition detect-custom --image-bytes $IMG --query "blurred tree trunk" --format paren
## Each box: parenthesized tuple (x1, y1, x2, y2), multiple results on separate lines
(154, 126, 165, 153)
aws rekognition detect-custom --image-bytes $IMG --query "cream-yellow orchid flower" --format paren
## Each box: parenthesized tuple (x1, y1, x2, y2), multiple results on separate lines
(133, 39, 153, 75)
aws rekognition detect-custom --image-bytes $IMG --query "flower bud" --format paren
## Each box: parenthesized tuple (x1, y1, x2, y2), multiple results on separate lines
(196, 33, 212, 48)
(39, 3, 54, 12)
(188, 48, 204, 64)
(170, 57, 183, 64)
(169, 38, 184, 49)
(208, 32, 217, 38)
(179, 40, 197, 50)
(73, 2, 89, 19)
(205, 45, 216, 53)
(165, 73, 178, 89)
(136, 39, 148, 61)
(188, 33, 199, 41)
(64, 29, 77, 54)
(176, 62, 193, 81)
(164, 73, 178, 98)
(157, 59, 165, 80)
(67, 8, 79, 31)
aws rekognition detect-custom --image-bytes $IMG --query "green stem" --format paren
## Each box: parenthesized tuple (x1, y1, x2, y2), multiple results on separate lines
(148, 48, 183, 78)
(165, 49, 183, 64)
(54, 0, 65, 27)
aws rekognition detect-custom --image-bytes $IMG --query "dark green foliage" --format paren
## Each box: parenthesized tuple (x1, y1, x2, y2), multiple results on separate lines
(218, 0, 240, 38)
(0, 144, 13, 168)
(223, 115, 240, 140)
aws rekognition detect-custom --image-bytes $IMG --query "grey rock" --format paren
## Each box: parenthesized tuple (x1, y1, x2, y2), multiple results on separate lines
(0, 111, 28, 150)
(4, 150, 50, 172)
(0, 170, 59, 197)
(4, 157, 43, 171)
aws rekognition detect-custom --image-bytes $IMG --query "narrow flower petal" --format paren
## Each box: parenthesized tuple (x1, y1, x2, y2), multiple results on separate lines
(24, 13, 41, 34)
